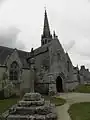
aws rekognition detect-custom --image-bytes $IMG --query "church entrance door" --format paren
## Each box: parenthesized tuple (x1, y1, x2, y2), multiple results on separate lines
(56, 76, 63, 92)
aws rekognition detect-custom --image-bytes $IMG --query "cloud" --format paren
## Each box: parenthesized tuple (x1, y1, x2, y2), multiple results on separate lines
(0, 0, 5, 3)
(0, 0, 90, 69)
(63, 40, 75, 52)
(0, 0, 6, 6)
(0, 26, 26, 50)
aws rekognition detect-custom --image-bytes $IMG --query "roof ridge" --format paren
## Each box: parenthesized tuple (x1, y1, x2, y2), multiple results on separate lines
(0, 45, 29, 53)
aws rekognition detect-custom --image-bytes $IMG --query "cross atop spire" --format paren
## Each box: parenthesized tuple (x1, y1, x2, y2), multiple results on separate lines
(44, 6, 46, 11)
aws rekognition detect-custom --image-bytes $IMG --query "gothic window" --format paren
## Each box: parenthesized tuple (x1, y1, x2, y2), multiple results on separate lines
(9, 61, 19, 81)
(42, 41, 44, 45)
(42, 58, 49, 71)
(9, 71, 13, 80)
(45, 39, 47, 44)
(67, 61, 69, 72)
(57, 52, 61, 60)
(48, 40, 51, 42)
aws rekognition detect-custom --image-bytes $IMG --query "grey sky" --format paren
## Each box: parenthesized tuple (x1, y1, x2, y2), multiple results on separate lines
(0, 0, 90, 69)
(0, 26, 25, 49)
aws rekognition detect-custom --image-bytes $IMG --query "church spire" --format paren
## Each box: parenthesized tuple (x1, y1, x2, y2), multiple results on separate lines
(41, 9, 52, 46)
(43, 9, 51, 37)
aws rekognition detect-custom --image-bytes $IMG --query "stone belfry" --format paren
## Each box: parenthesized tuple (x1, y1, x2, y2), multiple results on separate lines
(41, 9, 52, 46)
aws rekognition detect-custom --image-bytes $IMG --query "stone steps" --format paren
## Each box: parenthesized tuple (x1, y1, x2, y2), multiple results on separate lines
(18, 98, 45, 107)
(7, 93, 57, 120)
(10, 105, 54, 115)
(7, 113, 57, 120)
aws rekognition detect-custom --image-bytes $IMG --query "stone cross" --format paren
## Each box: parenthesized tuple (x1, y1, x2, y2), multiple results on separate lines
(30, 57, 35, 92)
(27, 48, 35, 93)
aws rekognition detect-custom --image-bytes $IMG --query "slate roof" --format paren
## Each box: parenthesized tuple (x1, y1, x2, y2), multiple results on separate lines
(28, 44, 49, 59)
(0, 46, 29, 69)
(32, 45, 48, 56)
(0, 43, 49, 69)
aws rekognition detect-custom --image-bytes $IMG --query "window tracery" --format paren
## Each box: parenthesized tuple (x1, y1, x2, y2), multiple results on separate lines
(9, 61, 19, 81)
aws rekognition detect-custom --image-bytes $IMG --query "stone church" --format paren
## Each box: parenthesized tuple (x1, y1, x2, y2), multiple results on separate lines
(0, 10, 90, 96)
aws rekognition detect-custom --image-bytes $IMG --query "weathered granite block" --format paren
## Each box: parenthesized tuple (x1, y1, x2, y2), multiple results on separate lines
(23, 92, 41, 101)
(7, 114, 57, 120)
(35, 105, 52, 115)
(46, 113, 57, 120)
(18, 98, 45, 107)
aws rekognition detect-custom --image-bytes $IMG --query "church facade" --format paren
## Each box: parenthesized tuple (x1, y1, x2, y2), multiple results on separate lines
(0, 10, 90, 96)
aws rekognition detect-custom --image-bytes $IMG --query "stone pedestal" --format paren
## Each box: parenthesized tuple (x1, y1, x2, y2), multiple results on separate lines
(48, 73, 56, 96)
(7, 92, 57, 120)
(49, 83, 56, 96)
(30, 67, 35, 93)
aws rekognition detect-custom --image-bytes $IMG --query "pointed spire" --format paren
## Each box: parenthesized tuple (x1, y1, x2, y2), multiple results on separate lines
(77, 64, 78, 68)
(43, 9, 51, 38)
(77, 64, 79, 70)
(41, 8, 52, 46)
(53, 30, 56, 38)
(53, 30, 58, 39)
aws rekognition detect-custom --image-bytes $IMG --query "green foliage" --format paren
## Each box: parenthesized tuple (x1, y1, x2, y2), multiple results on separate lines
(74, 84, 90, 93)
(68, 102, 90, 120)
(43, 95, 66, 106)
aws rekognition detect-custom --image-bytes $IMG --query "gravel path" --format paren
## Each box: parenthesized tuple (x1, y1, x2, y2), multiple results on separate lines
(56, 93, 90, 120)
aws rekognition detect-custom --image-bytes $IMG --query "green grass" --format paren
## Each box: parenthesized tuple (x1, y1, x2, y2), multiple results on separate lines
(74, 84, 90, 93)
(0, 95, 66, 114)
(68, 102, 90, 120)
(43, 95, 66, 106)
(0, 98, 19, 113)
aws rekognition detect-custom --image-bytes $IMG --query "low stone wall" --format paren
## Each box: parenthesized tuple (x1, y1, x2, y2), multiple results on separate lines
(83, 80, 90, 84)
(85, 81, 90, 84)
(66, 81, 79, 91)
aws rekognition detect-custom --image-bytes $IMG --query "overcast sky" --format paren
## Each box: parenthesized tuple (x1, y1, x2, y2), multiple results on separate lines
(0, 0, 90, 69)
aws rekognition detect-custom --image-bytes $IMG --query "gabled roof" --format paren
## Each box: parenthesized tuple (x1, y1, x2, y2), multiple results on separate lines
(33, 45, 49, 56)
(0, 46, 29, 69)
(28, 44, 49, 59)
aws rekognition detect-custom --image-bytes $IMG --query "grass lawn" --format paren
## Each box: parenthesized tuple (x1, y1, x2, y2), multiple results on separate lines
(68, 102, 90, 120)
(74, 84, 90, 93)
(0, 98, 19, 113)
(43, 95, 66, 106)
(0, 95, 66, 114)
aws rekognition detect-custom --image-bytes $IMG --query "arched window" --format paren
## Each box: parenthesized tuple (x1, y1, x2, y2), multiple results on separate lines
(42, 41, 44, 45)
(9, 61, 19, 81)
(45, 39, 47, 44)
(67, 61, 69, 72)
